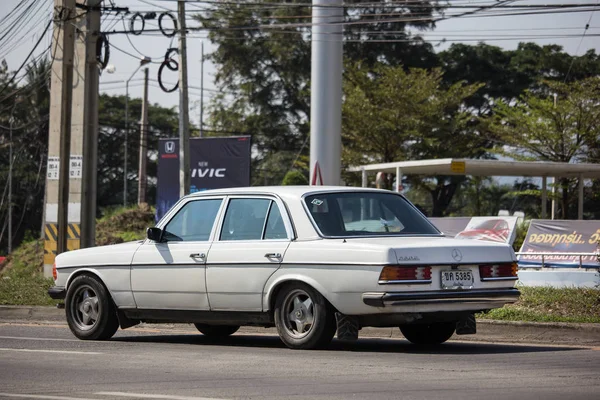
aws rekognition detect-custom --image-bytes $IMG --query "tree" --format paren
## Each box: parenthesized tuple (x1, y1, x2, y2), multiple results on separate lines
(439, 43, 600, 113)
(198, 0, 442, 184)
(342, 63, 488, 216)
(491, 77, 600, 218)
(97, 94, 179, 209)
(0, 58, 50, 254)
(0, 71, 179, 255)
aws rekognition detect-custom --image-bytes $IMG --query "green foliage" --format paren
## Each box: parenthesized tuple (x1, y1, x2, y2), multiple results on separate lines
(439, 43, 600, 113)
(478, 286, 600, 323)
(491, 77, 600, 219)
(197, 0, 441, 185)
(492, 77, 600, 163)
(0, 57, 51, 256)
(282, 170, 308, 186)
(512, 220, 530, 252)
(95, 204, 155, 246)
(342, 63, 487, 216)
(97, 94, 179, 208)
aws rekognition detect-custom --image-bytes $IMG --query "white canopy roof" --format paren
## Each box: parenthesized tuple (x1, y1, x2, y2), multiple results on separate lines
(348, 158, 600, 179)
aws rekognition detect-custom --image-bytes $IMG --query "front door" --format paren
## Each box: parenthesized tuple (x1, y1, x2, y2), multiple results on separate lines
(131, 197, 224, 310)
(206, 196, 292, 311)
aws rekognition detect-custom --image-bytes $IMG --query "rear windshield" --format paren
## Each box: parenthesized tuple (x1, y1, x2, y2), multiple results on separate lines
(304, 192, 440, 237)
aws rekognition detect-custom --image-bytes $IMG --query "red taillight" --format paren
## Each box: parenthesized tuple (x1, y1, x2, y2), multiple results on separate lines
(379, 266, 432, 283)
(479, 262, 518, 280)
(52, 263, 57, 281)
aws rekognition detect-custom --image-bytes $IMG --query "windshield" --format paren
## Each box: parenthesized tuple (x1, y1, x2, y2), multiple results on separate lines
(304, 192, 440, 237)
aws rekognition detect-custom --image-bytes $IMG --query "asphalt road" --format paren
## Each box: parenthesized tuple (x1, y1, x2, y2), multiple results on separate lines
(0, 322, 598, 400)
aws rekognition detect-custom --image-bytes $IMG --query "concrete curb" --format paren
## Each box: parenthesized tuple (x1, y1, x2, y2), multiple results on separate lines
(1, 305, 599, 346)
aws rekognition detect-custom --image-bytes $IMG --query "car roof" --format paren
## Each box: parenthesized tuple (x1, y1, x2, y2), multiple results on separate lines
(184, 185, 392, 199)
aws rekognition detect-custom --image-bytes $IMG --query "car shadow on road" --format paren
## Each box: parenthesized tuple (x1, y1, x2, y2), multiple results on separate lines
(111, 333, 584, 355)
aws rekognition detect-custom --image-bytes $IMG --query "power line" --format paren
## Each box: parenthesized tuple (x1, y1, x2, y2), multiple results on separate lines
(0, 19, 52, 98)
(101, 5, 600, 35)
(564, 0, 599, 82)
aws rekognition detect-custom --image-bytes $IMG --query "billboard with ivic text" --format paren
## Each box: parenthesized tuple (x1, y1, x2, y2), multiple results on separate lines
(519, 220, 600, 268)
(156, 136, 251, 221)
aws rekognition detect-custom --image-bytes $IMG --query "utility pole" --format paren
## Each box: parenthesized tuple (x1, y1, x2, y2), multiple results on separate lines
(123, 57, 151, 206)
(79, 1, 101, 248)
(43, 0, 76, 276)
(7, 113, 13, 254)
(309, 0, 343, 186)
(178, 0, 191, 197)
(138, 67, 149, 204)
(199, 42, 204, 138)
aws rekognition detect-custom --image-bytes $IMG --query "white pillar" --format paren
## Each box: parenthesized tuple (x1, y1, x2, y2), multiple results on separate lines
(309, 0, 343, 186)
(361, 169, 367, 187)
(551, 176, 557, 220)
(541, 177, 547, 219)
(578, 175, 584, 220)
(395, 167, 402, 192)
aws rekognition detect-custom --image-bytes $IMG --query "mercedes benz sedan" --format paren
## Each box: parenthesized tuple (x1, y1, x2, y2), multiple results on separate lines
(48, 186, 520, 349)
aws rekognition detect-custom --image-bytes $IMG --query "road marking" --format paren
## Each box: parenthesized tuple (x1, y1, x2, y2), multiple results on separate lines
(0, 348, 102, 355)
(96, 393, 227, 400)
(0, 336, 81, 342)
(0, 393, 96, 400)
(0, 323, 68, 329)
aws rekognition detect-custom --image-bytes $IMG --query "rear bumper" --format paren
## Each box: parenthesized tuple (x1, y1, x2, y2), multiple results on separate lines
(47, 286, 66, 300)
(363, 288, 520, 308)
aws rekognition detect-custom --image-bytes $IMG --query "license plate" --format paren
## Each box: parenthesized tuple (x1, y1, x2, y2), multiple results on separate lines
(441, 270, 474, 289)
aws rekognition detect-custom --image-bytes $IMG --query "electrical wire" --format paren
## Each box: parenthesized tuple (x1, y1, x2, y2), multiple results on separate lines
(564, 0, 599, 82)
(101, 4, 600, 35)
(0, 19, 51, 98)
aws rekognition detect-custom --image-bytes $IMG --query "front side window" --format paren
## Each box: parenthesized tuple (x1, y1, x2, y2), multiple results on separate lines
(163, 199, 222, 241)
(305, 192, 440, 237)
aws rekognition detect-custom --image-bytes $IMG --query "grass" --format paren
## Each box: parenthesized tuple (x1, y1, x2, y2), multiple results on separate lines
(0, 239, 55, 306)
(477, 286, 600, 323)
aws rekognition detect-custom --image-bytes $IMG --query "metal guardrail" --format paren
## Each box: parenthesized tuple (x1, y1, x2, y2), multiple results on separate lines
(515, 252, 600, 269)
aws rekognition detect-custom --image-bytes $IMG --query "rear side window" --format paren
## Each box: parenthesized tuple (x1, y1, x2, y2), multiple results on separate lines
(220, 198, 288, 241)
(163, 199, 222, 241)
(264, 202, 287, 240)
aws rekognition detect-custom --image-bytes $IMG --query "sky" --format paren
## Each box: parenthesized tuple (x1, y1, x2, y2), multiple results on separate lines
(1, 0, 599, 128)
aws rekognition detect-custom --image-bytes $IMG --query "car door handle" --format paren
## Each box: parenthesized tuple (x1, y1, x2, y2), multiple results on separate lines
(189, 253, 206, 259)
(265, 253, 282, 259)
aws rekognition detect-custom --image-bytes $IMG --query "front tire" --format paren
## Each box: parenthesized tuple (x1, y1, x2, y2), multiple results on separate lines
(399, 322, 455, 345)
(194, 324, 239, 337)
(65, 275, 119, 340)
(274, 282, 336, 350)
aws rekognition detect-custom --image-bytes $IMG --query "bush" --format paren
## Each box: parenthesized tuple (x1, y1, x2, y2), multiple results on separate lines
(512, 220, 530, 251)
(282, 170, 308, 185)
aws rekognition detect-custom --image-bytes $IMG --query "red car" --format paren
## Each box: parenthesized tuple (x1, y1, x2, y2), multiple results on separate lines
(455, 219, 510, 243)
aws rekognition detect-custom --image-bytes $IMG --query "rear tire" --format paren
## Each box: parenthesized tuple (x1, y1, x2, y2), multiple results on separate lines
(274, 282, 336, 349)
(399, 322, 455, 345)
(65, 275, 119, 340)
(194, 324, 239, 337)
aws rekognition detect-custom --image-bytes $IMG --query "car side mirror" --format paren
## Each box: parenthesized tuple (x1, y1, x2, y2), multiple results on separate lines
(147, 227, 163, 242)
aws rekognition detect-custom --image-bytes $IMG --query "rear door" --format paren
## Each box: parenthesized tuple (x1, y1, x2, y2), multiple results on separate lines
(206, 196, 293, 311)
(131, 197, 224, 310)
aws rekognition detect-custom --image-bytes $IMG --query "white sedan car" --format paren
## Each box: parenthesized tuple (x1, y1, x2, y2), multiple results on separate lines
(48, 186, 520, 349)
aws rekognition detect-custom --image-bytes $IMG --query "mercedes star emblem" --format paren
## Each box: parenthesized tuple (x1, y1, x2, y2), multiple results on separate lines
(451, 248, 463, 262)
